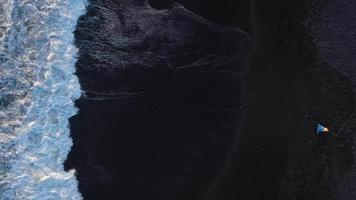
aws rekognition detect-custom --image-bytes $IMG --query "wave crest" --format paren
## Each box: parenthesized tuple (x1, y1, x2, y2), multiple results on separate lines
(0, 0, 87, 199)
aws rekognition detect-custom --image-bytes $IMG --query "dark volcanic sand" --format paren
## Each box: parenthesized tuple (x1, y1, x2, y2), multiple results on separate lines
(204, 1, 354, 200)
(65, 0, 250, 199)
(149, 0, 251, 33)
(65, 0, 355, 200)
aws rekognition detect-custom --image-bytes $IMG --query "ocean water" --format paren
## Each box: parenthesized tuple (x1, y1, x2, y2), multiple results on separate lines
(0, 0, 87, 199)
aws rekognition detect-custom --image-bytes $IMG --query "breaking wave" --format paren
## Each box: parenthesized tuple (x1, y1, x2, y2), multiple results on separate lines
(0, 0, 87, 199)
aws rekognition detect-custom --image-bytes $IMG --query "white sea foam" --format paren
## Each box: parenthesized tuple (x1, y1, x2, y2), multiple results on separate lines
(0, 0, 87, 199)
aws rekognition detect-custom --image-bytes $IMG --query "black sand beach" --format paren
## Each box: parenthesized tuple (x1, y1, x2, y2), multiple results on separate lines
(65, 0, 250, 199)
(65, 0, 355, 199)
(203, 1, 354, 200)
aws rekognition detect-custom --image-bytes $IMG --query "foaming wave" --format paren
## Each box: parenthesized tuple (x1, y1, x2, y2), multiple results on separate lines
(0, 0, 87, 199)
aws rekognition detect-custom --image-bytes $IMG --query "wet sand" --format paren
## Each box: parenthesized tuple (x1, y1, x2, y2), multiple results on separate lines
(65, 1, 250, 199)
(65, 0, 355, 199)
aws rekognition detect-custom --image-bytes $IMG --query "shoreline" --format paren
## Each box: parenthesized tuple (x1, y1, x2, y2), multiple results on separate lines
(65, 0, 355, 199)
(65, 1, 251, 199)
